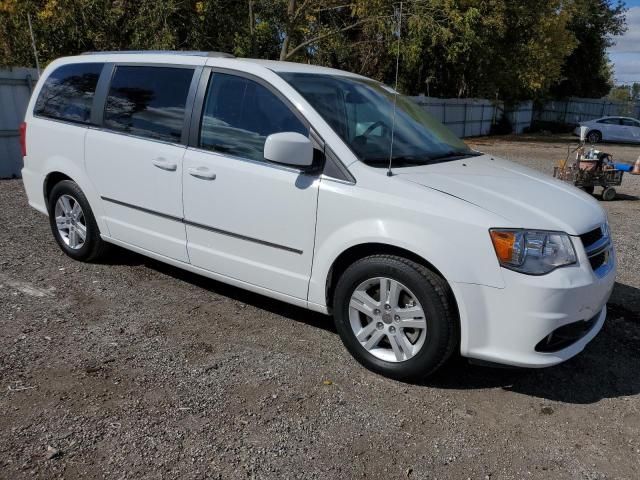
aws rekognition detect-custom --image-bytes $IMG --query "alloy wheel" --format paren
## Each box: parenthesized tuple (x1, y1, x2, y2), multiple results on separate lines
(54, 194, 87, 250)
(348, 277, 427, 362)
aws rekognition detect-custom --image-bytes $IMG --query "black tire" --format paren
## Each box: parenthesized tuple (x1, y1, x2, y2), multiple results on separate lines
(587, 130, 601, 144)
(47, 180, 109, 262)
(602, 186, 616, 201)
(582, 185, 595, 195)
(333, 255, 459, 381)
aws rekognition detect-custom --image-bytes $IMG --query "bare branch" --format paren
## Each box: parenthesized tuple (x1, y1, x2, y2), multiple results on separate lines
(284, 17, 383, 60)
(292, 0, 313, 22)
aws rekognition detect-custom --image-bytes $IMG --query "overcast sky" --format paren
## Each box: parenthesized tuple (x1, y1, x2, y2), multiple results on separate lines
(610, 1, 640, 84)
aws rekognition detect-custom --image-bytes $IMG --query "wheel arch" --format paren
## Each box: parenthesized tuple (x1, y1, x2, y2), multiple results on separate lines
(40, 164, 109, 235)
(324, 242, 459, 318)
(43, 171, 74, 210)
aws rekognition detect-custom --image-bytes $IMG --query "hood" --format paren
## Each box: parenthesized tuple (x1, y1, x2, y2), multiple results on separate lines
(395, 155, 605, 235)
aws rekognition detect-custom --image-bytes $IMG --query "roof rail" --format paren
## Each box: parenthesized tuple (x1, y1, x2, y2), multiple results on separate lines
(80, 50, 235, 58)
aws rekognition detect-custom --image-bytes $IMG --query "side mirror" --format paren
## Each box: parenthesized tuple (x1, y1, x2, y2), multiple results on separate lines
(264, 132, 314, 168)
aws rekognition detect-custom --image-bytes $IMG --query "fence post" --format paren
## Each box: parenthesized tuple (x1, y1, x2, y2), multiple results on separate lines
(481, 103, 485, 135)
(462, 103, 467, 137)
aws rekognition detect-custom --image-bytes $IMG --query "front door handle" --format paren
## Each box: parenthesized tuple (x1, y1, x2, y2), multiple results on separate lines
(152, 157, 178, 171)
(188, 166, 216, 180)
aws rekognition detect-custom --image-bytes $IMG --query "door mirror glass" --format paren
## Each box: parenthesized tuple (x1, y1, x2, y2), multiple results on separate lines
(264, 132, 314, 167)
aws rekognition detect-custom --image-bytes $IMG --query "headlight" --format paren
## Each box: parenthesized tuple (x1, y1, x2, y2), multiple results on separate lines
(489, 229, 577, 275)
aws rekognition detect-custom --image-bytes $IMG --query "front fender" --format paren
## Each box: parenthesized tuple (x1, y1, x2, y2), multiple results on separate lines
(307, 185, 506, 310)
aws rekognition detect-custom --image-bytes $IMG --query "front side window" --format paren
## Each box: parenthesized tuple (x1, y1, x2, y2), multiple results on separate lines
(598, 118, 621, 125)
(34, 63, 103, 124)
(199, 73, 308, 162)
(104, 66, 194, 142)
(279, 72, 478, 168)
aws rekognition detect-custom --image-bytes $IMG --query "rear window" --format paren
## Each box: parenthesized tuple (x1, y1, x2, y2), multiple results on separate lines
(34, 63, 103, 124)
(103, 66, 194, 143)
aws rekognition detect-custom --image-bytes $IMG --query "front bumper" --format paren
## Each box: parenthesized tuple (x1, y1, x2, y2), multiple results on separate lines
(455, 238, 616, 368)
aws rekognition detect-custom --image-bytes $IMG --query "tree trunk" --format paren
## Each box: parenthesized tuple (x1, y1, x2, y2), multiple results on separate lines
(279, 0, 296, 61)
(248, 0, 255, 55)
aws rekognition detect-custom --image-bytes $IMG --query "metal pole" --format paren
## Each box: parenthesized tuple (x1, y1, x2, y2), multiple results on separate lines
(462, 103, 467, 137)
(27, 13, 40, 76)
(386, 0, 402, 177)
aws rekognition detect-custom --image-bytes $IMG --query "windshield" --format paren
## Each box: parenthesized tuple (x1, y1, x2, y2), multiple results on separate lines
(279, 72, 478, 167)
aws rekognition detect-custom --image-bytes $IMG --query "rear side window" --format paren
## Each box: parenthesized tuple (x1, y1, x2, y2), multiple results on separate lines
(104, 66, 194, 143)
(34, 63, 103, 124)
(621, 118, 640, 127)
(199, 73, 308, 162)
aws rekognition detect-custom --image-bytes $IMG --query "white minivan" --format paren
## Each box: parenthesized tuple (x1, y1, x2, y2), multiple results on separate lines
(21, 51, 616, 379)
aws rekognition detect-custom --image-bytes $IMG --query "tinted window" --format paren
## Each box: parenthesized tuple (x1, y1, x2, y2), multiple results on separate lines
(598, 118, 621, 125)
(621, 118, 640, 127)
(199, 73, 308, 162)
(34, 63, 103, 124)
(279, 72, 475, 167)
(104, 66, 194, 142)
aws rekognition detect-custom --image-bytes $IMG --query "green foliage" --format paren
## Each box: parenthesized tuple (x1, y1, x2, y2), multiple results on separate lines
(0, 0, 628, 101)
(551, 0, 627, 99)
(608, 84, 632, 102)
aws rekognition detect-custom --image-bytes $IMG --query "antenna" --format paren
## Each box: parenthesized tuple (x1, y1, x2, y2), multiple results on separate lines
(27, 13, 40, 76)
(387, 1, 403, 177)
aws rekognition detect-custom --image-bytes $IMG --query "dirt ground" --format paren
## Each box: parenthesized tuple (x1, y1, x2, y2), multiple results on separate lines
(1, 134, 639, 479)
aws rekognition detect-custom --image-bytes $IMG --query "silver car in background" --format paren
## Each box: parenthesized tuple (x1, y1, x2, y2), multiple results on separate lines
(575, 116, 640, 144)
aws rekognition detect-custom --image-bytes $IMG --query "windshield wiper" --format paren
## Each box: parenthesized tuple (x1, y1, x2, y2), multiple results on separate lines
(364, 155, 431, 166)
(429, 150, 481, 161)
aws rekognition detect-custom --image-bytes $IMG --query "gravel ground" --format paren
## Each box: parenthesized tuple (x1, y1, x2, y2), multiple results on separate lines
(1, 135, 639, 479)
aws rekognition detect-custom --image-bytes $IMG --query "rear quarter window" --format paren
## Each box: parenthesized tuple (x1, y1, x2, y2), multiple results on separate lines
(34, 63, 103, 124)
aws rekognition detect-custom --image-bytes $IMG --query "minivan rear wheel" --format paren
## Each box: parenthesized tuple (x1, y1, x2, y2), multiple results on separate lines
(333, 255, 458, 380)
(48, 180, 109, 262)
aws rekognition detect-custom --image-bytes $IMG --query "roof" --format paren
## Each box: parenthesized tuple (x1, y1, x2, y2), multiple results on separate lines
(77, 50, 364, 78)
(239, 59, 364, 78)
(81, 50, 235, 58)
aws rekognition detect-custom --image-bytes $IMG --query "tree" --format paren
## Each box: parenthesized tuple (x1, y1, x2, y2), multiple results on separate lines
(608, 85, 631, 102)
(551, 0, 627, 98)
(0, 0, 627, 101)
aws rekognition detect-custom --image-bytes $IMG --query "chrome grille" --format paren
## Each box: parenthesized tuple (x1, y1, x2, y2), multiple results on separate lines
(580, 224, 612, 277)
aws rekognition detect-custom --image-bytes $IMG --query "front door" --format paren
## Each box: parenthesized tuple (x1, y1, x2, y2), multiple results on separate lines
(86, 65, 197, 262)
(182, 71, 320, 300)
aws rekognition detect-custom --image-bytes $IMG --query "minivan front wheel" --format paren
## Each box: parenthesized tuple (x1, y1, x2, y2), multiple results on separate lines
(333, 255, 458, 380)
(48, 180, 108, 261)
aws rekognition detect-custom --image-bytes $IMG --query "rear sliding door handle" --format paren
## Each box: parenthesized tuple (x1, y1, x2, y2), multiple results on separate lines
(188, 166, 216, 180)
(152, 157, 177, 171)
